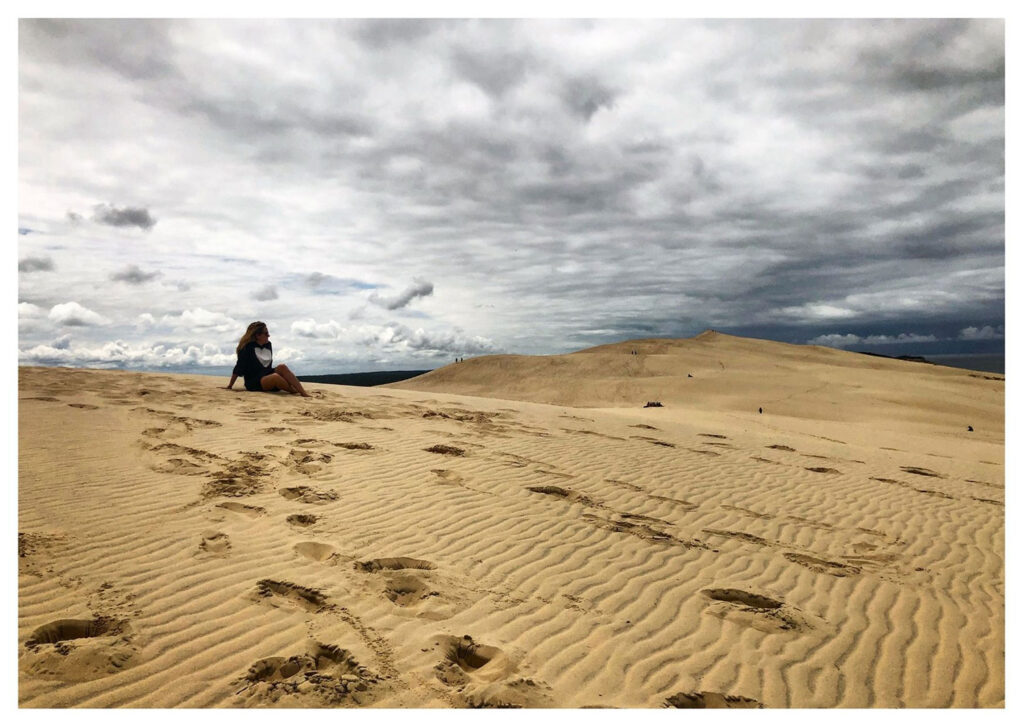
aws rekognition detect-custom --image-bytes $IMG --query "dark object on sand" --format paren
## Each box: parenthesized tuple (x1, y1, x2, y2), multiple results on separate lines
(300, 370, 430, 387)
(968, 425, 974, 432)
(758, 407, 762, 414)
(856, 351, 935, 365)
(644, 401, 663, 408)
(687, 373, 693, 378)
(425, 444, 466, 456)
(664, 691, 763, 709)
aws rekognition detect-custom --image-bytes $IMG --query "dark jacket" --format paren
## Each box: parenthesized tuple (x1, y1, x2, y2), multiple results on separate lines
(233, 341, 274, 391)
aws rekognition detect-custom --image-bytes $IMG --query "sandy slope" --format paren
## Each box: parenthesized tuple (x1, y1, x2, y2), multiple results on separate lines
(17, 334, 1004, 708)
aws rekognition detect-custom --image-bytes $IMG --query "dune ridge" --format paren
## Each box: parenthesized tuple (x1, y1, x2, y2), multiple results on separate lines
(18, 333, 1004, 707)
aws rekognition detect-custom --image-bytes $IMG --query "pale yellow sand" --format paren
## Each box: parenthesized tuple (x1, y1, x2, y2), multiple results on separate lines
(18, 332, 1004, 707)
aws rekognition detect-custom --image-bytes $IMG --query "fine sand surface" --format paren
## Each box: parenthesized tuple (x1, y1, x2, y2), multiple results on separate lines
(18, 332, 1004, 708)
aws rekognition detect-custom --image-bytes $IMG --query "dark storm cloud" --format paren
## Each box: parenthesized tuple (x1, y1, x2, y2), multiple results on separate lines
(350, 18, 449, 48)
(450, 46, 535, 98)
(298, 273, 378, 294)
(560, 75, 617, 121)
(93, 204, 157, 230)
(20, 19, 179, 82)
(854, 20, 1003, 100)
(110, 265, 161, 284)
(370, 279, 435, 311)
(181, 95, 372, 141)
(254, 285, 278, 301)
(19, 256, 54, 272)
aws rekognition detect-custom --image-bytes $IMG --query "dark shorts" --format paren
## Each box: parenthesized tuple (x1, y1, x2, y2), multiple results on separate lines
(244, 367, 276, 391)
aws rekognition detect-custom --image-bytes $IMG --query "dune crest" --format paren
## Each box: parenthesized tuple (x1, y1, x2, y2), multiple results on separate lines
(386, 332, 1004, 434)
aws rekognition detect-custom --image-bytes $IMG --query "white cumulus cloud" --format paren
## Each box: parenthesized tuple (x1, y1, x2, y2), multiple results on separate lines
(959, 325, 1003, 340)
(291, 319, 343, 339)
(19, 302, 46, 319)
(807, 333, 863, 348)
(862, 333, 938, 345)
(808, 332, 940, 348)
(18, 340, 237, 368)
(48, 301, 109, 326)
(775, 303, 858, 321)
(160, 308, 239, 333)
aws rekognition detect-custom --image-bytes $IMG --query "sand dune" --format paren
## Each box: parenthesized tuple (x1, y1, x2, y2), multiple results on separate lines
(18, 333, 1004, 707)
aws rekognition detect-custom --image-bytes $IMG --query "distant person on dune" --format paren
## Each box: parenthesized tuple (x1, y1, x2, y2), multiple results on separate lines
(224, 321, 311, 397)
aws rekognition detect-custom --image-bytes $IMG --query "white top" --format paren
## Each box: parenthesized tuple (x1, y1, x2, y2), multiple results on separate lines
(254, 346, 273, 368)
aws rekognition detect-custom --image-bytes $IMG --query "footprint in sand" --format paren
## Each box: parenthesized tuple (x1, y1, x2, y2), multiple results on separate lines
(19, 531, 65, 560)
(702, 529, 771, 547)
(783, 552, 861, 577)
(355, 557, 435, 573)
(21, 617, 139, 682)
(584, 514, 710, 550)
(383, 574, 440, 606)
(196, 532, 231, 558)
(285, 449, 333, 476)
(216, 502, 267, 518)
(720, 505, 773, 520)
(260, 426, 296, 435)
(700, 588, 809, 633)
(150, 458, 210, 476)
(355, 558, 473, 620)
(463, 678, 555, 708)
(526, 485, 598, 508)
(201, 452, 274, 499)
(618, 512, 674, 527)
(433, 634, 512, 687)
(254, 579, 331, 613)
(287, 514, 319, 528)
(664, 691, 763, 708)
(236, 642, 383, 707)
(294, 542, 340, 564)
(849, 541, 879, 554)
(913, 488, 955, 500)
(279, 486, 339, 504)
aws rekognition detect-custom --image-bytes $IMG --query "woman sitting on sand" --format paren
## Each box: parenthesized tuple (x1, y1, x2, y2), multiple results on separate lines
(225, 321, 311, 397)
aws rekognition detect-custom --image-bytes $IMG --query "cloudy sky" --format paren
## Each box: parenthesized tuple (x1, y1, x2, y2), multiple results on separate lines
(18, 18, 1004, 374)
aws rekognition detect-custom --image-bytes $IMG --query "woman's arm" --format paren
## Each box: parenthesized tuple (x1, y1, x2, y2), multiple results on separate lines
(227, 349, 250, 389)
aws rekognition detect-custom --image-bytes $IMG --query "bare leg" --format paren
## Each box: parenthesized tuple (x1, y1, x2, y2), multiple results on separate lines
(274, 364, 310, 397)
(260, 373, 294, 393)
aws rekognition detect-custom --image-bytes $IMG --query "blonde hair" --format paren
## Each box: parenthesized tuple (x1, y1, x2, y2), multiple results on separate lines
(236, 321, 267, 354)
